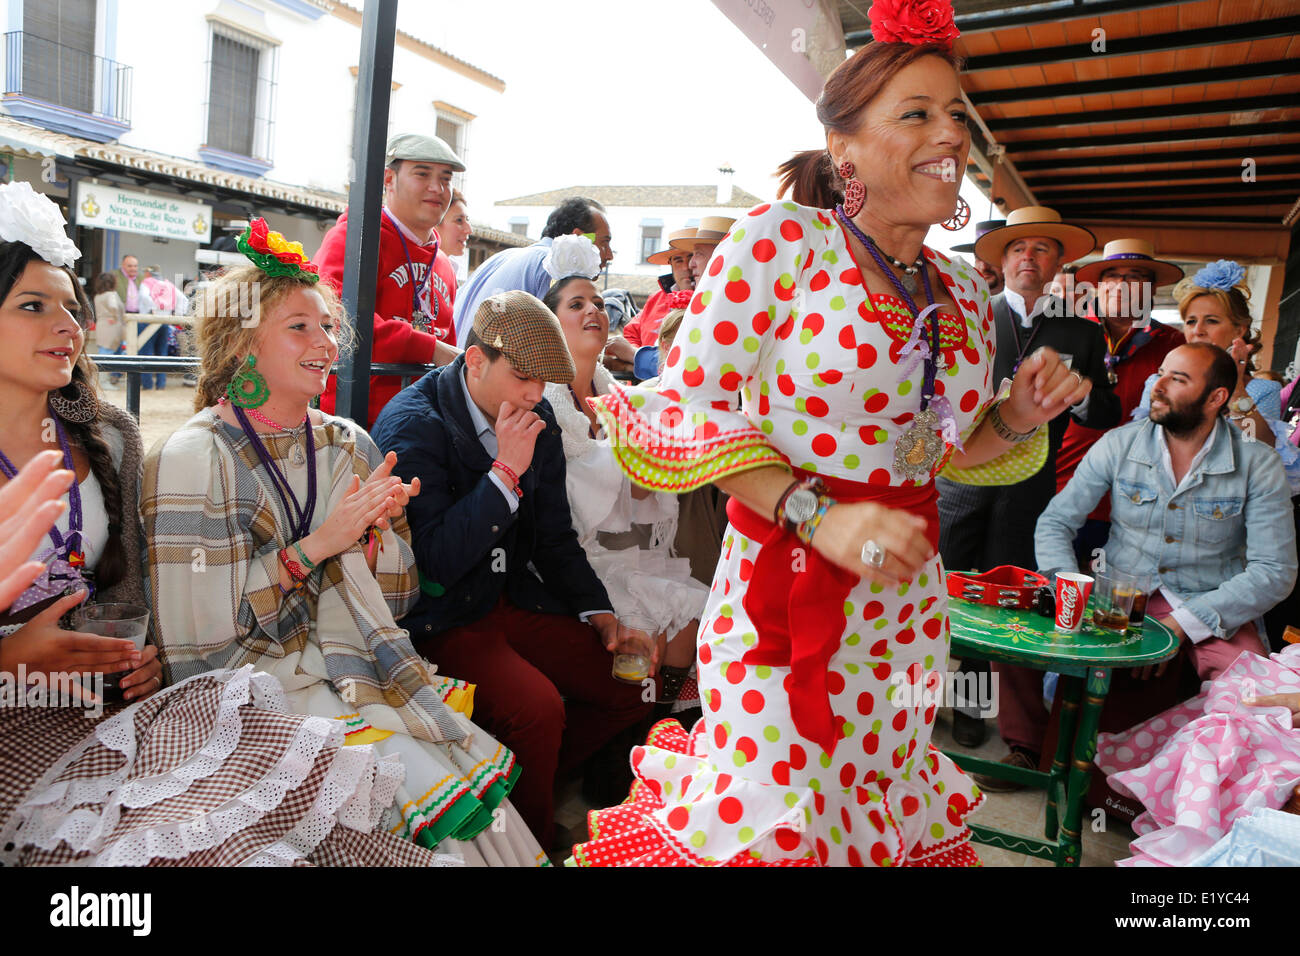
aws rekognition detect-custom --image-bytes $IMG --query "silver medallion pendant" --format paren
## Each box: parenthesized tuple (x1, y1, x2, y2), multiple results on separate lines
(290, 441, 307, 467)
(902, 272, 919, 296)
(1107, 368, 1118, 386)
(893, 408, 943, 480)
(411, 309, 431, 332)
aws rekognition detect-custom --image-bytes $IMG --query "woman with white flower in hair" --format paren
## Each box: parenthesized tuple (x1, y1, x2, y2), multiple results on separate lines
(540, 236, 709, 717)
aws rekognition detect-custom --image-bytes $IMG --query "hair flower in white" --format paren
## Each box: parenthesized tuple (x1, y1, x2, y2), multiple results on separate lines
(0, 181, 80, 268)
(542, 234, 601, 281)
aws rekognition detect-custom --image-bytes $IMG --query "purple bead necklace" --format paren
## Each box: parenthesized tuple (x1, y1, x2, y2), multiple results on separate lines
(836, 205, 940, 410)
(0, 405, 85, 565)
(232, 405, 317, 540)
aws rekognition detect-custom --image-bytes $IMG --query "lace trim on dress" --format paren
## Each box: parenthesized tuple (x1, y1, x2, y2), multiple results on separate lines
(1, 667, 410, 866)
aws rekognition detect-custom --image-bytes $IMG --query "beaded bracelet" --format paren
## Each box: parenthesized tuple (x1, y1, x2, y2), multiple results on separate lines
(795, 494, 836, 546)
(278, 547, 309, 587)
(492, 459, 523, 497)
(291, 540, 317, 572)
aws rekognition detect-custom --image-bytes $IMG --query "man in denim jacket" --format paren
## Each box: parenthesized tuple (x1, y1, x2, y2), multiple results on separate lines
(975, 343, 1296, 788)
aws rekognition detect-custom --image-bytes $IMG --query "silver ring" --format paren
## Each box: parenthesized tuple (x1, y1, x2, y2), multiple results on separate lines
(861, 539, 887, 568)
(153, 676, 162, 687)
(1069, 370, 1084, 385)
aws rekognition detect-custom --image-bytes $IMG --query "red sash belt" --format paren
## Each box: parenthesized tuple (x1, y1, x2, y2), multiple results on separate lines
(726, 471, 939, 757)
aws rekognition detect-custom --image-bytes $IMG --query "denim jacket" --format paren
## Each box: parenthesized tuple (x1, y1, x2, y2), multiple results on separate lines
(1035, 417, 1297, 638)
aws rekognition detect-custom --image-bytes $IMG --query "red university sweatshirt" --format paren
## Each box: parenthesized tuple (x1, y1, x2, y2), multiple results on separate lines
(315, 208, 457, 426)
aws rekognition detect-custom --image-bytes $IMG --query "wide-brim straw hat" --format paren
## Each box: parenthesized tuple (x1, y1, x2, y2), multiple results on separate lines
(950, 219, 1005, 255)
(647, 228, 697, 265)
(1072, 238, 1184, 288)
(973, 206, 1095, 265)
(670, 216, 736, 251)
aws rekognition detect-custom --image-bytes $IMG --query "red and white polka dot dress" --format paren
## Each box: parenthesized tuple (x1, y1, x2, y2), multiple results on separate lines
(577, 201, 997, 867)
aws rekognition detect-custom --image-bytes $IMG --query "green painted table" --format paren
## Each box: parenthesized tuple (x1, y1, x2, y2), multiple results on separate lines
(943, 594, 1180, 867)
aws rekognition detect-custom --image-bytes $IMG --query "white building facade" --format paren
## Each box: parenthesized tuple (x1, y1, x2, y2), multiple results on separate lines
(1, 0, 504, 281)
(493, 182, 767, 294)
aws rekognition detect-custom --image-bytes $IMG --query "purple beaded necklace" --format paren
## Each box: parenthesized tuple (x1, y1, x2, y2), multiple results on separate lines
(232, 405, 317, 540)
(836, 205, 940, 409)
(836, 205, 963, 477)
(0, 406, 85, 566)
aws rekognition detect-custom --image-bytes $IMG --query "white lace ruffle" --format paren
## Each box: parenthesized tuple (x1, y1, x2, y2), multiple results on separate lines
(1, 667, 268, 859)
(2, 666, 409, 866)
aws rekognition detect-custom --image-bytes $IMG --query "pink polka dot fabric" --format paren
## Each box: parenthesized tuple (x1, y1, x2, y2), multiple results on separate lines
(1096, 644, 1300, 866)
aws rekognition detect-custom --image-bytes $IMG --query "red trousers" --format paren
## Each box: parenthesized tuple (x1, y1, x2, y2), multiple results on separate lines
(994, 591, 1266, 754)
(415, 601, 652, 848)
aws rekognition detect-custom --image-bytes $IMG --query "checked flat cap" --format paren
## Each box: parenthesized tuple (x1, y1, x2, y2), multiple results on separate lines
(472, 290, 575, 384)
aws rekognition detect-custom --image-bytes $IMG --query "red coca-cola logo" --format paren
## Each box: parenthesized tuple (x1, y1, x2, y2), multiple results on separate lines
(1060, 583, 1078, 619)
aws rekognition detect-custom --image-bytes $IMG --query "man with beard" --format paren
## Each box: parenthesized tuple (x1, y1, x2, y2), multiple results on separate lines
(973, 343, 1296, 789)
(937, 207, 1118, 747)
(1054, 239, 1185, 566)
(950, 219, 1004, 295)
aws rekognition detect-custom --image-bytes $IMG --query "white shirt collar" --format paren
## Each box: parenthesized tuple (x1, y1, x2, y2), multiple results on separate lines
(384, 205, 435, 247)
(458, 365, 497, 452)
(1158, 418, 1220, 493)
(1003, 287, 1050, 328)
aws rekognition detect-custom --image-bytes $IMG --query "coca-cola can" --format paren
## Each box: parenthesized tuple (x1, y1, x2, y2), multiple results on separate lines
(1054, 572, 1094, 633)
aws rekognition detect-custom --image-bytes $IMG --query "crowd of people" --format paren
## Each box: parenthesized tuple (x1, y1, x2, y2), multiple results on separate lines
(0, 0, 1297, 869)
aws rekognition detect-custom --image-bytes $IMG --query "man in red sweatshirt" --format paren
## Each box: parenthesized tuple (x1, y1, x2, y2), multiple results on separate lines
(316, 132, 464, 425)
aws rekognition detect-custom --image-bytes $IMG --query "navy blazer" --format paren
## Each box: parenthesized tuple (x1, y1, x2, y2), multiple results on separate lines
(990, 292, 1121, 466)
(370, 355, 611, 638)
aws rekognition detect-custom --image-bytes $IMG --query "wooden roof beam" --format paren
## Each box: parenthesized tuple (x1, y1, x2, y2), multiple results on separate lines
(1004, 121, 1299, 152)
(962, 15, 1300, 71)
(988, 94, 1297, 132)
(969, 59, 1296, 106)
(1016, 142, 1300, 171)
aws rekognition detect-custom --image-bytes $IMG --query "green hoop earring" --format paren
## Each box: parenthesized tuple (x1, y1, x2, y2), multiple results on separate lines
(226, 355, 270, 408)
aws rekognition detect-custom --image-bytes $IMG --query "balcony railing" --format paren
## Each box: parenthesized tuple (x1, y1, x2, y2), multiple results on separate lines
(3, 30, 131, 130)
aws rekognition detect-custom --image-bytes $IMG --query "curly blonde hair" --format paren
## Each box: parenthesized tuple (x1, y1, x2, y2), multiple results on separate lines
(191, 265, 352, 411)
(1177, 280, 1256, 372)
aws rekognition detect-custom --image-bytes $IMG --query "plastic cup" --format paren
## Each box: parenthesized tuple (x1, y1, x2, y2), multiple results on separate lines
(74, 603, 150, 702)
(611, 610, 658, 684)
(1054, 573, 1094, 634)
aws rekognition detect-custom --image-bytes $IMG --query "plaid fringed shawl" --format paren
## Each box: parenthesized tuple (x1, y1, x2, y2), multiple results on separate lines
(141, 409, 468, 747)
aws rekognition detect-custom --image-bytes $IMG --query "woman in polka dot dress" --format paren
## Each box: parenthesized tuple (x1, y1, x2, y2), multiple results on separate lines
(571, 2, 1092, 867)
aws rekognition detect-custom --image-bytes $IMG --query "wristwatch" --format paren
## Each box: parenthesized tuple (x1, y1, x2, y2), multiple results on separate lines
(783, 486, 820, 528)
(777, 476, 825, 532)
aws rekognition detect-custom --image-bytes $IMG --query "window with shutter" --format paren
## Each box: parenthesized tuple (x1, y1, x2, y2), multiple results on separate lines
(207, 34, 260, 157)
(22, 0, 98, 114)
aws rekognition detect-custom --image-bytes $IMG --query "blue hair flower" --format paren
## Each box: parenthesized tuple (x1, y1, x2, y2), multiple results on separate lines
(1190, 259, 1245, 292)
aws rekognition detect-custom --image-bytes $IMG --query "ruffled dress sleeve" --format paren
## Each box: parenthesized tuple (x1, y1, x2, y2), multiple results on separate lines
(591, 204, 796, 491)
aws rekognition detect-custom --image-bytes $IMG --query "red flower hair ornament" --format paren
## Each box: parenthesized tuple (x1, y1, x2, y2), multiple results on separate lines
(237, 217, 320, 282)
(869, 0, 960, 49)
(666, 289, 693, 310)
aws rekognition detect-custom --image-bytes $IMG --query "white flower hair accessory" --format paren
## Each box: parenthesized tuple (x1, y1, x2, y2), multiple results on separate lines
(0, 181, 80, 268)
(542, 234, 601, 281)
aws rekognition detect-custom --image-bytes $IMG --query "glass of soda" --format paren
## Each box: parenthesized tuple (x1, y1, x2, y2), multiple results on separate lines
(1090, 573, 1137, 633)
(74, 603, 151, 702)
(1124, 575, 1151, 629)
